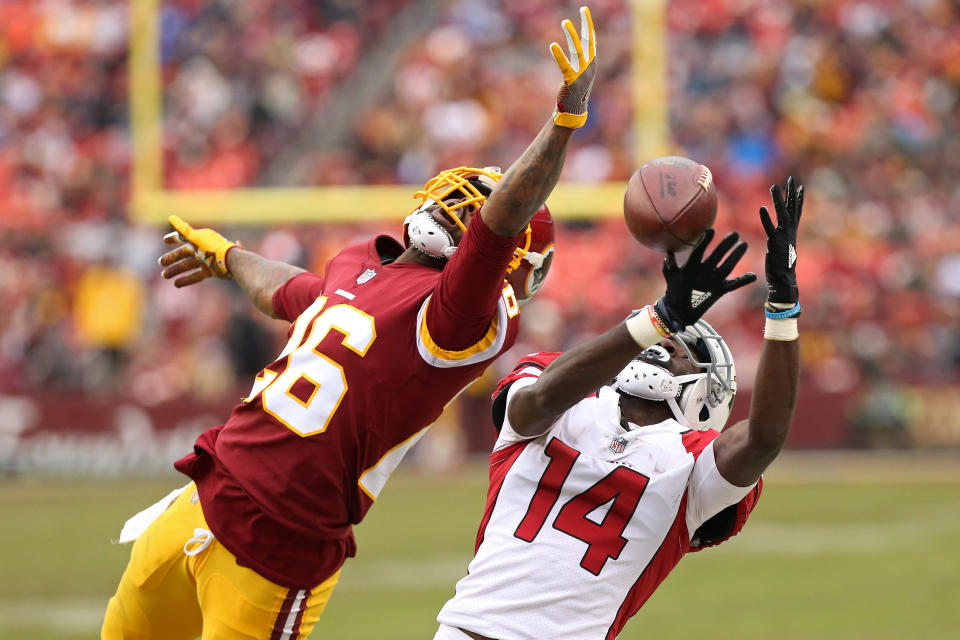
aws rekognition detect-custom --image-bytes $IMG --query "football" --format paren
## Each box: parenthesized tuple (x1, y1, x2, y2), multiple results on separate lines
(623, 156, 718, 253)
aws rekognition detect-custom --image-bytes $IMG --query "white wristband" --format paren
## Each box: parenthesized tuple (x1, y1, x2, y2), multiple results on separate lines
(764, 317, 799, 341)
(625, 306, 670, 347)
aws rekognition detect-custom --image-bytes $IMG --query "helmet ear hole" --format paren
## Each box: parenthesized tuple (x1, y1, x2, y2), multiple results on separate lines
(699, 405, 710, 422)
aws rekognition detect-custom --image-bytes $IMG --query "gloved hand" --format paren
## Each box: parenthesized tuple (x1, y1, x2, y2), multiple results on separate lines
(654, 229, 757, 333)
(158, 215, 240, 287)
(759, 176, 803, 307)
(551, 6, 597, 129)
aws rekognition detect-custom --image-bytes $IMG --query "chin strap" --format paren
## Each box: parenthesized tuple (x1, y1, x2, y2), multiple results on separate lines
(665, 373, 705, 426)
(521, 249, 544, 269)
(404, 207, 457, 259)
(665, 396, 684, 426)
(620, 383, 694, 428)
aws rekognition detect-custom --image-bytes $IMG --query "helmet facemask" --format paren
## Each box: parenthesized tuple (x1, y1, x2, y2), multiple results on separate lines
(403, 168, 556, 304)
(403, 166, 501, 259)
(615, 319, 737, 431)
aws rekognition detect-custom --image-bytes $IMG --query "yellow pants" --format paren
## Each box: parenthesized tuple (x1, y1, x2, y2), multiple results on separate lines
(102, 484, 339, 640)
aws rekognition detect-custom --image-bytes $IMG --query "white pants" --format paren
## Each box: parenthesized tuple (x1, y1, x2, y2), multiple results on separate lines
(434, 623, 474, 640)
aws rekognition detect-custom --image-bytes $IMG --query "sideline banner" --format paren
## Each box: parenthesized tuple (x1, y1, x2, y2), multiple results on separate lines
(2, 384, 957, 474)
(0, 391, 237, 474)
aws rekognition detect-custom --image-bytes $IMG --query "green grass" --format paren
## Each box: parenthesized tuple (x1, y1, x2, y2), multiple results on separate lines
(1, 454, 959, 639)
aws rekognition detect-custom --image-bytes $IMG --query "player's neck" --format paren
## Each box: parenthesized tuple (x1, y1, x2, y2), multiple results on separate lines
(618, 396, 676, 430)
(394, 246, 448, 270)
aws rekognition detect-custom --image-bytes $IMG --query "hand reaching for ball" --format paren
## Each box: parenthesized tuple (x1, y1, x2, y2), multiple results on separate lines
(654, 229, 757, 332)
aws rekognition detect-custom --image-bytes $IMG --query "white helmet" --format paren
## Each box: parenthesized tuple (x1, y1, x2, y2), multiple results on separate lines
(614, 319, 736, 431)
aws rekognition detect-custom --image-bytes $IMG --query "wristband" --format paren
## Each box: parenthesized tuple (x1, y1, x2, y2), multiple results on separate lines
(764, 317, 799, 341)
(218, 242, 242, 279)
(625, 305, 672, 348)
(553, 109, 588, 129)
(764, 302, 802, 319)
(648, 304, 674, 337)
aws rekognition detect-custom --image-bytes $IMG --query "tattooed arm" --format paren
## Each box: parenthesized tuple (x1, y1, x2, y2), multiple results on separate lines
(226, 249, 305, 318)
(158, 219, 305, 319)
(478, 6, 596, 237)
(480, 122, 575, 237)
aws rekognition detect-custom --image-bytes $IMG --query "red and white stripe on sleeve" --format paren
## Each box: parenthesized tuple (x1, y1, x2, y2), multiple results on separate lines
(491, 352, 562, 401)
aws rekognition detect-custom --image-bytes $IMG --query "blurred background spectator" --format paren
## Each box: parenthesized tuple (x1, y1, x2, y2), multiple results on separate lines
(2, 0, 960, 470)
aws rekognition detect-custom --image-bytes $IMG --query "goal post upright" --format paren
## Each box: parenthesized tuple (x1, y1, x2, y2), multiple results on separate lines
(630, 0, 670, 165)
(127, 1, 667, 226)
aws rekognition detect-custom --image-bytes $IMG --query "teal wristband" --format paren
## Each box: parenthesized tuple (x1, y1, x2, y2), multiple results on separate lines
(764, 302, 802, 319)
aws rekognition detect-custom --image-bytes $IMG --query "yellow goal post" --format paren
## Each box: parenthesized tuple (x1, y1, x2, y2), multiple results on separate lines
(128, 0, 667, 226)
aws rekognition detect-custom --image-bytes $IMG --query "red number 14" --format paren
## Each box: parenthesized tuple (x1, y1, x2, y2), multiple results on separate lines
(514, 438, 650, 575)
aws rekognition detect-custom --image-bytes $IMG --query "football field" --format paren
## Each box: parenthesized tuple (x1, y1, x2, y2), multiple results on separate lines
(1, 451, 958, 640)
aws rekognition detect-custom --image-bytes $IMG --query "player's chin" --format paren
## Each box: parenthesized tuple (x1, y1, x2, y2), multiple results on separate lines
(428, 208, 458, 231)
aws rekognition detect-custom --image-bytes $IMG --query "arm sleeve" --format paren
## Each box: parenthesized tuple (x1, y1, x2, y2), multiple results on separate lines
(271, 272, 326, 322)
(490, 352, 563, 450)
(685, 440, 762, 550)
(492, 377, 544, 450)
(425, 212, 523, 350)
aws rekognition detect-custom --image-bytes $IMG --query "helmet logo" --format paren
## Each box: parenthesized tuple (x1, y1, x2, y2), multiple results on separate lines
(526, 248, 554, 296)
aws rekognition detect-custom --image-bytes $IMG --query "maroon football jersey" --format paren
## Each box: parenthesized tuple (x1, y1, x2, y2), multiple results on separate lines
(175, 214, 523, 587)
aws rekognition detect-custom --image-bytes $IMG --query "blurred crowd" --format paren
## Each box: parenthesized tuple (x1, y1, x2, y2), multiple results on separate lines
(2, 0, 960, 446)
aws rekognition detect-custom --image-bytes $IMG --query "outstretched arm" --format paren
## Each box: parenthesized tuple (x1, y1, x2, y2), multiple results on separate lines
(507, 324, 640, 437)
(480, 6, 597, 238)
(158, 216, 304, 318)
(481, 123, 574, 238)
(223, 250, 305, 318)
(713, 177, 804, 487)
(713, 339, 799, 486)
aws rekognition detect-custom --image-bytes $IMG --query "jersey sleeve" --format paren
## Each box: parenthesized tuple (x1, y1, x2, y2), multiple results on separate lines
(271, 272, 325, 322)
(423, 212, 523, 351)
(490, 352, 562, 450)
(685, 439, 762, 551)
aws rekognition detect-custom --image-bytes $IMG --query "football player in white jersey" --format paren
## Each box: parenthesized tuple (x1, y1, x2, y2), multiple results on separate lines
(435, 177, 804, 640)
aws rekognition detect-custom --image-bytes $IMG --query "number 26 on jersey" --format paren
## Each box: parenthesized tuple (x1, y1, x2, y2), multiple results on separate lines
(244, 296, 376, 436)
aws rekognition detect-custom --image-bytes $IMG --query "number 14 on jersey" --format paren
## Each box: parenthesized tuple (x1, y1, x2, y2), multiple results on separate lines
(514, 438, 650, 575)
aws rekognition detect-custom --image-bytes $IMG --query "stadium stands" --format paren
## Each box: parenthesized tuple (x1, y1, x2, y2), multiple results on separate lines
(2, 0, 959, 458)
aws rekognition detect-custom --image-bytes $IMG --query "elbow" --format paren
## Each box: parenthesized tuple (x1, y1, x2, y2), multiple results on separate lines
(255, 289, 279, 318)
(479, 209, 528, 239)
(748, 422, 792, 458)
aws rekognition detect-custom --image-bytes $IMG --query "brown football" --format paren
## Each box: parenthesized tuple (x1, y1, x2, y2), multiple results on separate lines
(623, 156, 718, 253)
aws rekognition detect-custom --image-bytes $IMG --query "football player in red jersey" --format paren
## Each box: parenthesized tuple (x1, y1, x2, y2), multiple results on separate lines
(101, 6, 596, 640)
(435, 178, 804, 640)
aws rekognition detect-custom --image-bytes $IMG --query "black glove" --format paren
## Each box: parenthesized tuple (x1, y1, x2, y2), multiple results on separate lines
(654, 229, 757, 333)
(759, 176, 803, 305)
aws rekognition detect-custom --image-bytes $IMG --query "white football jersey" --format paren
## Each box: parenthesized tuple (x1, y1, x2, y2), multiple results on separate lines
(438, 361, 761, 640)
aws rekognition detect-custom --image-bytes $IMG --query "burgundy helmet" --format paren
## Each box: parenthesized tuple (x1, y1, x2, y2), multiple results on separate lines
(505, 204, 555, 302)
